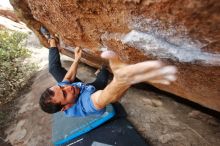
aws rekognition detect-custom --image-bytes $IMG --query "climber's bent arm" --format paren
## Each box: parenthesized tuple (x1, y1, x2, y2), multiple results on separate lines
(63, 47, 82, 82)
(63, 60, 80, 82)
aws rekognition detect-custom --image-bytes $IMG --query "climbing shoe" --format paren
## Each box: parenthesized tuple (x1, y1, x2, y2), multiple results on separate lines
(40, 26, 51, 40)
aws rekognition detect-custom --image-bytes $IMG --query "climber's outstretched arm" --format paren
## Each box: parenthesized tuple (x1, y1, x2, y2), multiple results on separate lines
(91, 51, 177, 109)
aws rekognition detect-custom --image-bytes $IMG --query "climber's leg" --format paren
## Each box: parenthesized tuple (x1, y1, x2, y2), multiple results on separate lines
(48, 39, 68, 82)
(40, 26, 80, 82)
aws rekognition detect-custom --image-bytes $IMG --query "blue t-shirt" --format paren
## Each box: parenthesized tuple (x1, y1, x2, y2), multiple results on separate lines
(57, 81, 106, 117)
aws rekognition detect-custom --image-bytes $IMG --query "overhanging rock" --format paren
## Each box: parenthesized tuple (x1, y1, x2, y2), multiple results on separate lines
(10, 0, 220, 112)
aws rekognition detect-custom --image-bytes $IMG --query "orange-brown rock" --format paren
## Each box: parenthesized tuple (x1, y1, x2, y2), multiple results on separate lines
(10, 0, 220, 111)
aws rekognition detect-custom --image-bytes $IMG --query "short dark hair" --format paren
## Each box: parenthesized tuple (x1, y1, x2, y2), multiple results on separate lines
(39, 88, 64, 114)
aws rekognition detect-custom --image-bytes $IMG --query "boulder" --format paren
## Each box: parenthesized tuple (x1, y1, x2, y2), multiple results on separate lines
(10, 0, 220, 111)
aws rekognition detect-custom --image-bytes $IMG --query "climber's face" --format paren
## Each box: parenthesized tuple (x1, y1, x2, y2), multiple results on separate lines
(50, 85, 80, 106)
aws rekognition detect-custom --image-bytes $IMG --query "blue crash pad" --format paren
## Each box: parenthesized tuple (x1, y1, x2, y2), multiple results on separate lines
(52, 104, 115, 145)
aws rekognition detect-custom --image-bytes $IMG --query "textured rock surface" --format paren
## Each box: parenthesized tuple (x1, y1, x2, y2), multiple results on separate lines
(10, 0, 220, 111)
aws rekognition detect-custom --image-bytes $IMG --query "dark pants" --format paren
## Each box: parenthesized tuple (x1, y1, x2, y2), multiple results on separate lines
(49, 47, 109, 90)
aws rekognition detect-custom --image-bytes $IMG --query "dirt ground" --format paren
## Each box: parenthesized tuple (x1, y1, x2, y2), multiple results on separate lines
(1, 60, 220, 146)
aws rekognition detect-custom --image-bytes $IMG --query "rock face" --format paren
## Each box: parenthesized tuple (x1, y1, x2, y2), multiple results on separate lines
(10, 0, 220, 111)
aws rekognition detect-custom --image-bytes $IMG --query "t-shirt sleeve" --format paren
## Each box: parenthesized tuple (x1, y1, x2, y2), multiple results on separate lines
(64, 95, 106, 117)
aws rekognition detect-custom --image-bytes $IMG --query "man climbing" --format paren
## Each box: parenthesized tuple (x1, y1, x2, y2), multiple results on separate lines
(39, 26, 177, 117)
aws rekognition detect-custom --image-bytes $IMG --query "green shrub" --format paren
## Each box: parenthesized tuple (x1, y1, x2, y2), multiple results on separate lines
(0, 29, 34, 104)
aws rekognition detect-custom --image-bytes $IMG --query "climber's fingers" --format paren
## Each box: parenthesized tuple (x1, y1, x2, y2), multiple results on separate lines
(74, 47, 82, 60)
(124, 61, 163, 76)
(147, 74, 177, 82)
(101, 50, 126, 71)
(129, 66, 177, 85)
(147, 79, 171, 85)
(147, 74, 177, 85)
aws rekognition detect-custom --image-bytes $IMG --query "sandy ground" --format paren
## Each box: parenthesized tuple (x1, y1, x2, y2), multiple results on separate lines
(1, 59, 220, 146)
